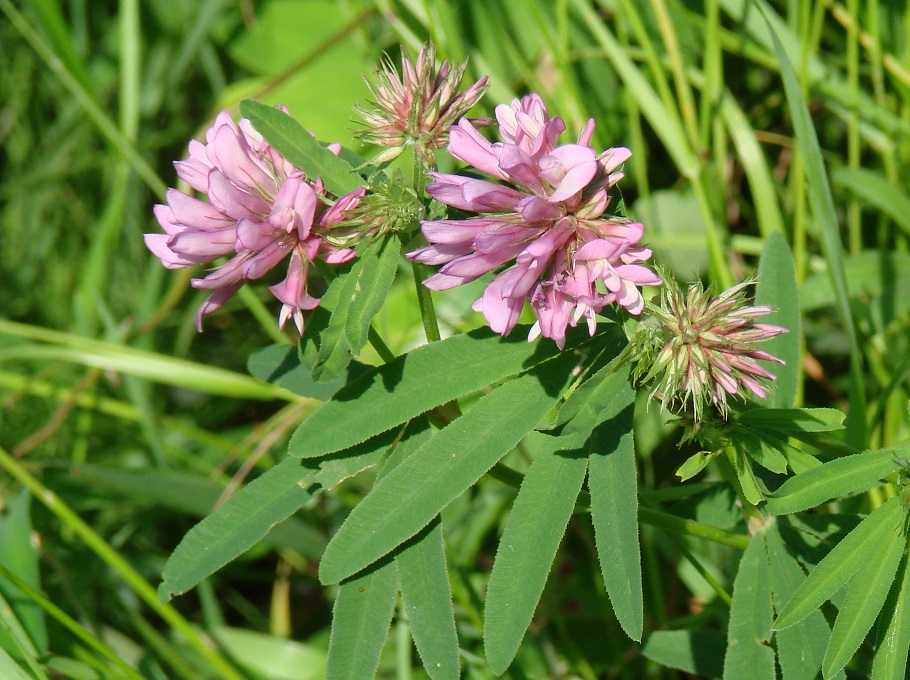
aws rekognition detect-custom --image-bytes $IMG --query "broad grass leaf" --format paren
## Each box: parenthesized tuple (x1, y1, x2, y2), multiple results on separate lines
(641, 630, 726, 678)
(766, 449, 902, 515)
(872, 552, 910, 680)
(822, 513, 905, 678)
(723, 531, 775, 680)
(396, 519, 459, 680)
(158, 457, 320, 601)
(247, 344, 369, 400)
(765, 15, 866, 447)
(483, 444, 588, 675)
(0, 646, 33, 680)
(766, 527, 837, 680)
(0, 490, 46, 654)
(755, 233, 800, 409)
(215, 627, 325, 680)
(312, 236, 400, 382)
(773, 497, 902, 631)
(317, 344, 596, 585)
(290, 326, 616, 458)
(579, 367, 643, 641)
(326, 557, 398, 680)
(831, 168, 910, 238)
(737, 408, 845, 433)
(238, 99, 363, 196)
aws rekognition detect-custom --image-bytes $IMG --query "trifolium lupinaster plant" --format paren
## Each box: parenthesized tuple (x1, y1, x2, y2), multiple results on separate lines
(148, 43, 902, 680)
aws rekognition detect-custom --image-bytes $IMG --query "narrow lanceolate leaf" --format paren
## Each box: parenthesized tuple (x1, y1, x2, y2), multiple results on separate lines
(730, 447, 764, 506)
(735, 428, 788, 475)
(831, 167, 910, 238)
(773, 497, 902, 631)
(239, 99, 363, 196)
(290, 326, 615, 458)
(767, 17, 866, 448)
(396, 519, 459, 680)
(483, 444, 588, 675)
(822, 513, 905, 679)
(318, 345, 594, 585)
(755, 233, 800, 409)
(325, 558, 398, 680)
(312, 236, 400, 382)
(158, 457, 321, 601)
(737, 408, 845, 433)
(766, 449, 903, 515)
(579, 367, 643, 641)
(723, 531, 775, 680)
(872, 552, 910, 680)
(765, 527, 836, 680)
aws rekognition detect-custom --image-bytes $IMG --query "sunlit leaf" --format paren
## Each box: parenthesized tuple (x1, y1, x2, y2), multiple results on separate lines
(317, 344, 598, 585)
(723, 531, 775, 680)
(766, 449, 903, 515)
(773, 498, 902, 631)
(326, 558, 398, 680)
(484, 443, 588, 674)
(396, 519, 459, 680)
(822, 513, 905, 678)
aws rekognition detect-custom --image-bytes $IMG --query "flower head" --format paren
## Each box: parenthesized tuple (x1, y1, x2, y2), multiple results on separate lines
(355, 43, 489, 163)
(407, 93, 660, 347)
(629, 277, 787, 422)
(145, 109, 365, 333)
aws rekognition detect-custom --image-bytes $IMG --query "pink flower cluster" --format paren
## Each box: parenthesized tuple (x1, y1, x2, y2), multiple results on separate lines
(407, 93, 660, 347)
(146, 110, 364, 333)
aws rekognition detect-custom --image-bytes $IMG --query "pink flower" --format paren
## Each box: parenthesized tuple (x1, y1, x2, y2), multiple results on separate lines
(407, 93, 660, 347)
(146, 109, 364, 333)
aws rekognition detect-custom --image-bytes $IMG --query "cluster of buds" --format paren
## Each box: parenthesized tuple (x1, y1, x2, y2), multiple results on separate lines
(354, 43, 489, 165)
(627, 276, 787, 423)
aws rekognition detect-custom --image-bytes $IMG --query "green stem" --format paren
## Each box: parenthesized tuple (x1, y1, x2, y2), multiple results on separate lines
(0, 448, 245, 680)
(0, 564, 145, 680)
(411, 262, 441, 343)
(0, 0, 166, 199)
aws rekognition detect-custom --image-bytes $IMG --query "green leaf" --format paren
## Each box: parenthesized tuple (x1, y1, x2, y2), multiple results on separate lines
(483, 444, 588, 674)
(766, 14, 866, 447)
(831, 168, 910, 238)
(215, 627, 326, 680)
(675, 451, 717, 481)
(755, 232, 800, 408)
(773, 497, 902, 631)
(641, 630, 726, 678)
(872, 551, 910, 680)
(766, 449, 903, 515)
(765, 527, 837, 680)
(158, 458, 320, 601)
(723, 531, 775, 680)
(0, 646, 34, 680)
(580, 367, 643, 641)
(737, 408, 845, 433)
(290, 325, 616, 458)
(396, 519, 459, 680)
(238, 99, 363, 196)
(730, 447, 764, 506)
(317, 345, 595, 585)
(822, 511, 905, 678)
(247, 344, 369, 400)
(0, 490, 46, 654)
(326, 558, 398, 680)
(312, 236, 401, 382)
(735, 428, 789, 475)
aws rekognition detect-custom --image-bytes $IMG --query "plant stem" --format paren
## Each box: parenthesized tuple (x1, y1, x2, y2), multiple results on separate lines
(0, 447, 245, 680)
